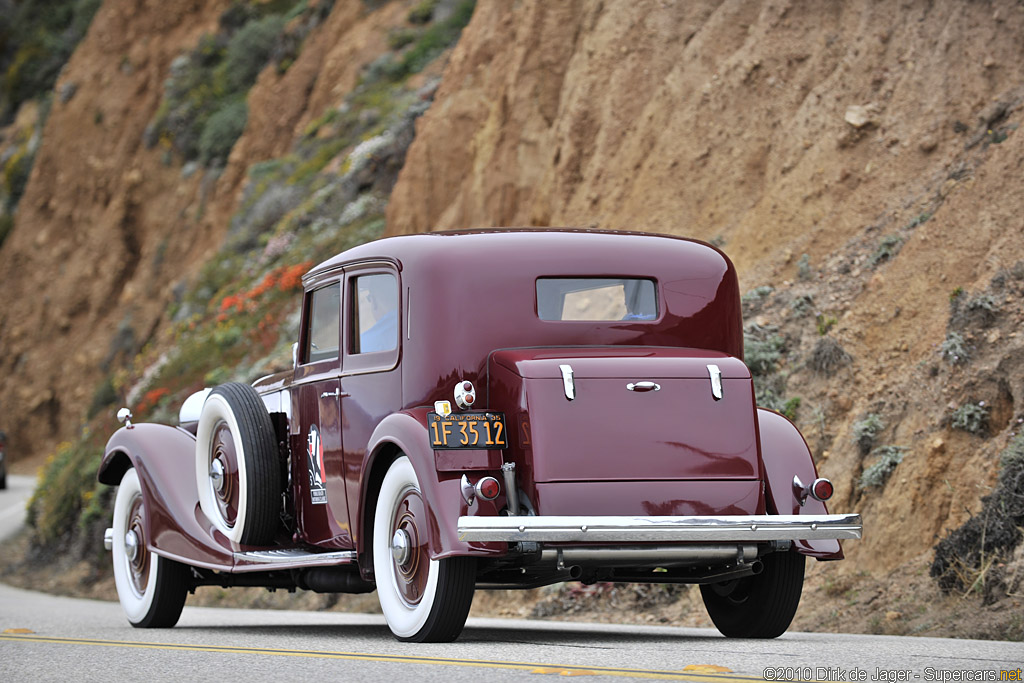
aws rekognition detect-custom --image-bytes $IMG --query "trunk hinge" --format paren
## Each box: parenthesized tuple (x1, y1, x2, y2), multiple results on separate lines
(559, 364, 575, 400)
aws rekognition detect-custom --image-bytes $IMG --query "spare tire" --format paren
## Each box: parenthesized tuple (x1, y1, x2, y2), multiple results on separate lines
(195, 382, 281, 545)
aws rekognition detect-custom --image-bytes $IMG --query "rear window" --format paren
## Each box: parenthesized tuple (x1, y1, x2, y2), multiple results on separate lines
(537, 278, 657, 321)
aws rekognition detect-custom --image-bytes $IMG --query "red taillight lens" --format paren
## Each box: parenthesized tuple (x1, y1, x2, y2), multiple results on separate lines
(464, 393, 475, 404)
(811, 478, 833, 501)
(476, 477, 500, 500)
(463, 381, 472, 391)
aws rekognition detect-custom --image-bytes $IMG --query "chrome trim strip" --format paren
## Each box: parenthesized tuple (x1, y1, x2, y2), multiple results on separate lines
(231, 548, 357, 572)
(559, 364, 575, 400)
(151, 547, 232, 573)
(457, 513, 862, 543)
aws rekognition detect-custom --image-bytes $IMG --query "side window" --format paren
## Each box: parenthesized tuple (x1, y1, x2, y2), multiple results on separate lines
(305, 283, 341, 363)
(351, 273, 398, 354)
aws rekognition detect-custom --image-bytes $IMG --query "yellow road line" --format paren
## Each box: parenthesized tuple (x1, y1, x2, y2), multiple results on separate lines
(0, 634, 761, 681)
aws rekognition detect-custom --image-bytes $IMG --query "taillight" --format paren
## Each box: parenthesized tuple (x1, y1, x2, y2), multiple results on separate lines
(460, 474, 501, 505)
(476, 476, 500, 500)
(454, 380, 476, 410)
(811, 478, 834, 502)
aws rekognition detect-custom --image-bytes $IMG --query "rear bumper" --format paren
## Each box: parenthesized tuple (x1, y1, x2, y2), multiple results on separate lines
(457, 513, 862, 543)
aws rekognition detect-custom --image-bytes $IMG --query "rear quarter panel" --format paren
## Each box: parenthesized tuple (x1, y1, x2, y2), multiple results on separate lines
(758, 408, 844, 560)
(356, 409, 506, 578)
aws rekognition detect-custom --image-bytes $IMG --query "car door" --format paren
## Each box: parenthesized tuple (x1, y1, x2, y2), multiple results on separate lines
(292, 278, 352, 548)
(338, 265, 403, 542)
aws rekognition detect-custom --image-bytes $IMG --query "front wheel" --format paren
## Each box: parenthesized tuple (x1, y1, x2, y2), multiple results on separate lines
(373, 456, 475, 642)
(112, 468, 189, 628)
(700, 550, 805, 638)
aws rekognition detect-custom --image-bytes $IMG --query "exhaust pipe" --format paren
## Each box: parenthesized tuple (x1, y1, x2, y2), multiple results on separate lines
(501, 462, 520, 516)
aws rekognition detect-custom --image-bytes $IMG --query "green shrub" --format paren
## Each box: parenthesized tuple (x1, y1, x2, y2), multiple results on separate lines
(389, 0, 476, 81)
(0, 0, 101, 120)
(931, 433, 1024, 595)
(852, 413, 885, 455)
(744, 326, 785, 376)
(88, 376, 119, 419)
(408, 0, 438, 24)
(782, 396, 801, 421)
(2, 145, 33, 205)
(28, 435, 104, 546)
(815, 313, 837, 336)
(941, 331, 969, 364)
(906, 212, 931, 229)
(741, 285, 774, 305)
(869, 234, 903, 267)
(222, 14, 286, 92)
(859, 445, 906, 489)
(789, 294, 814, 316)
(951, 402, 989, 435)
(808, 336, 852, 373)
(797, 253, 811, 281)
(388, 29, 418, 50)
(0, 213, 13, 249)
(199, 99, 248, 165)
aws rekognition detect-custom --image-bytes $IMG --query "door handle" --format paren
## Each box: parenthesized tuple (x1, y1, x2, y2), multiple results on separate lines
(320, 389, 347, 399)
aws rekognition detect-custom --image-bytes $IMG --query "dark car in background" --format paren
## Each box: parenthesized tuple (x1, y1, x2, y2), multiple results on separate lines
(99, 230, 861, 642)
(0, 430, 7, 489)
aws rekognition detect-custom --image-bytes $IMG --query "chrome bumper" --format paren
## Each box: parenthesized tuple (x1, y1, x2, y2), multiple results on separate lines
(457, 513, 862, 543)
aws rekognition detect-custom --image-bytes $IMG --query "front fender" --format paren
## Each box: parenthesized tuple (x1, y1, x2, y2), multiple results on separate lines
(358, 409, 505, 574)
(100, 424, 234, 570)
(758, 409, 844, 560)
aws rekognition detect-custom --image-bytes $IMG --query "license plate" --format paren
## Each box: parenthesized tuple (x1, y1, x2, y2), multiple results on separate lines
(427, 412, 508, 449)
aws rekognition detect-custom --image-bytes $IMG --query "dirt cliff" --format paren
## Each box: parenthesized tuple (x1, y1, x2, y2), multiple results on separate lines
(1, 0, 1023, 638)
(386, 0, 1024, 585)
(0, 0, 409, 463)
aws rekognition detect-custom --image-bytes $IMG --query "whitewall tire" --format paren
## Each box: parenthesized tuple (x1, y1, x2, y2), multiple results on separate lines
(195, 383, 280, 545)
(373, 456, 475, 642)
(112, 468, 188, 628)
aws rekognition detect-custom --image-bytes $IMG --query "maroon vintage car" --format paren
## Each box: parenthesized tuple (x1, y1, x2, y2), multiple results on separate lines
(99, 229, 861, 641)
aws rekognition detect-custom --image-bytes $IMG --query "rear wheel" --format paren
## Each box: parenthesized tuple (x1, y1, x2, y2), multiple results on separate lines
(700, 551, 805, 638)
(195, 383, 281, 545)
(373, 456, 475, 642)
(112, 468, 189, 628)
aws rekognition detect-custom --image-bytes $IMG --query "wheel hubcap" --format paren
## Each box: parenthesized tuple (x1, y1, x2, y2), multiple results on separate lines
(391, 529, 410, 565)
(391, 486, 429, 607)
(210, 421, 239, 527)
(125, 494, 150, 597)
(210, 458, 226, 493)
(124, 530, 139, 562)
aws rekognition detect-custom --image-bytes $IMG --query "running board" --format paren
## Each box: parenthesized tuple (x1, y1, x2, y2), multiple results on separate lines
(231, 548, 357, 573)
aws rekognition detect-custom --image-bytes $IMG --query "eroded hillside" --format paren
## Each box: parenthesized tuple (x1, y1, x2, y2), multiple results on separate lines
(1, 0, 1023, 639)
(387, 0, 1024, 598)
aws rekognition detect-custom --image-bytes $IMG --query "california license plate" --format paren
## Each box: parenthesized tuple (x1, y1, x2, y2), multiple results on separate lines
(427, 412, 508, 449)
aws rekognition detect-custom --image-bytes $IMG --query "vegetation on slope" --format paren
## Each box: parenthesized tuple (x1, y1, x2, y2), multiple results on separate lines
(18, 0, 476, 584)
(0, 0, 103, 247)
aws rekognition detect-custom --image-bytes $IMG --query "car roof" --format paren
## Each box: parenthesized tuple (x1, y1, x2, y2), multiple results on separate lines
(304, 229, 728, 283)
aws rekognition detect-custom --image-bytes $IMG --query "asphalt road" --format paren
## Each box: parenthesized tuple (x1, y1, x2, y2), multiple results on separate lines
(1, 581, 1021, 683)
(1, 476, 1021, 681)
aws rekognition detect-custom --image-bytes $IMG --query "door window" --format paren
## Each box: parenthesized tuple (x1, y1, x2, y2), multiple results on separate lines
(351, 273, 398, 354)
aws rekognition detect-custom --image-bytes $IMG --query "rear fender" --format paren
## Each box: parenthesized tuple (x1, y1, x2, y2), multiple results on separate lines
(357, 409, 505, 578)
(100, 424, 234, 570)
(758, 409, 844, 560)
